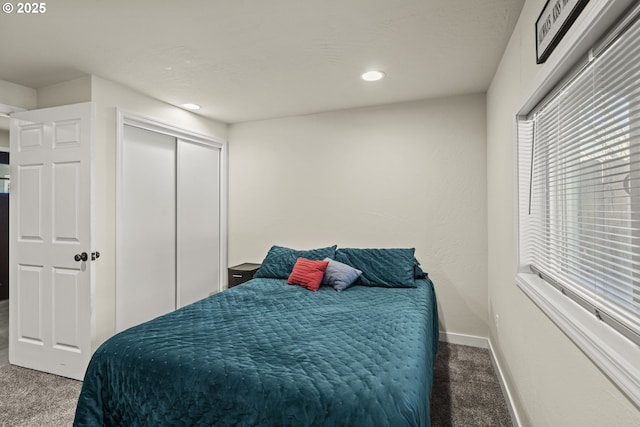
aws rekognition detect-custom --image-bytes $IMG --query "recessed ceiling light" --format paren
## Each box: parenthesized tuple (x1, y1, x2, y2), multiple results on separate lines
(361, 71, 385, 82)
(181, 103, 201, 111)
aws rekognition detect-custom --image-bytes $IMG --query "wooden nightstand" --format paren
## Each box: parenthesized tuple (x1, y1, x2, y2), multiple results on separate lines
(228, 263, 261, 288)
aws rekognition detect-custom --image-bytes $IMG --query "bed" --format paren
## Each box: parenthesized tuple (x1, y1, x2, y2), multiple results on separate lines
(74, 246, 439, 426)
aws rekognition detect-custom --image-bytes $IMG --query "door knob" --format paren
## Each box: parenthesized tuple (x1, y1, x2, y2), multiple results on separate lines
(74, 252, 88, 262)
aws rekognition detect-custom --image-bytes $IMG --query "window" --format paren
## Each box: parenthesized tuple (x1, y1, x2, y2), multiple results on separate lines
(517, 3, 640, 406)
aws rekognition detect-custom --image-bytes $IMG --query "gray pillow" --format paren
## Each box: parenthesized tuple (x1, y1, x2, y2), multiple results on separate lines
(321, 258, 362, 291)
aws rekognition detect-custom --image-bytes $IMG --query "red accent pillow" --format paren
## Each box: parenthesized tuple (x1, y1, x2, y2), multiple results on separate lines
(287, 257, 329, 291)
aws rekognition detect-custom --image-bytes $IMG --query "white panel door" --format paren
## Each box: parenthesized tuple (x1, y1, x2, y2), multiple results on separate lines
(116, 125, 176, 332)
(9, 103, 95, 380)
(177, 139, 221, 307)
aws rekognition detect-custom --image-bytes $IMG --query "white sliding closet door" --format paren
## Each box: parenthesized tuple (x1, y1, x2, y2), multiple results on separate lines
(177, 140, 220, 307)
(117, 118, 224, 333)
(118, 125, 176, 331)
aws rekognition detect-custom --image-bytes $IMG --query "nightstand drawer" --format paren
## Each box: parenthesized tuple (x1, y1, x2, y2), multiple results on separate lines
(228, 263, 261, 288)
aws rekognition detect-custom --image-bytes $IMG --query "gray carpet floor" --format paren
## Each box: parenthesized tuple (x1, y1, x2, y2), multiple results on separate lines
(0, 303, 512, 427)
(0, 364, 81, 427)
(431, 342, 513, 427)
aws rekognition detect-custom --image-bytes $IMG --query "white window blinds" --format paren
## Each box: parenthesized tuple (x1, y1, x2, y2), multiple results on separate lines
(518, 8, 640, 345)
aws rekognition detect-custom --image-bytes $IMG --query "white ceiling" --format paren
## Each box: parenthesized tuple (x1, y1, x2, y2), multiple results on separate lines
(0, 0, 524, 124)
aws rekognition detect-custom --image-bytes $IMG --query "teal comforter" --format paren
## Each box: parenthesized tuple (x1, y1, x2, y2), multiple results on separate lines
(74, 278, 439, 426)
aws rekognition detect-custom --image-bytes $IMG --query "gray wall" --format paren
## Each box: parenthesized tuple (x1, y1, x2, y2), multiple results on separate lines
(0, 130, 8, 149)
(487, 0, 640, 425)
(228, 94, 488, 339)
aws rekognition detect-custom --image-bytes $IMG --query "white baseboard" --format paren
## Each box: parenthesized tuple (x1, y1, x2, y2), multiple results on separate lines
(488, 340, 522, 427)
(439, 331, 488, 349)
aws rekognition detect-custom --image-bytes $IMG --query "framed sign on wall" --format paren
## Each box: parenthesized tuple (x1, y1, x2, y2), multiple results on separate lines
(536, 0, 590, 64)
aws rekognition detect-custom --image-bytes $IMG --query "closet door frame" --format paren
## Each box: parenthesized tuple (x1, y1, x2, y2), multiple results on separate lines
(115, 110, 227, 331)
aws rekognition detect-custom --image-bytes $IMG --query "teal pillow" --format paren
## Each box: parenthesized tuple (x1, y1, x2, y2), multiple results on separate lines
(413, 258, 428, 279)
(321, 258, 363, 291)
(334, 248, 416, 288)
(254, 245, 337, 279)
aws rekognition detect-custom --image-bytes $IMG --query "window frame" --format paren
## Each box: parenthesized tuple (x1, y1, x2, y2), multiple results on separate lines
(514, 0, 640, 408)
